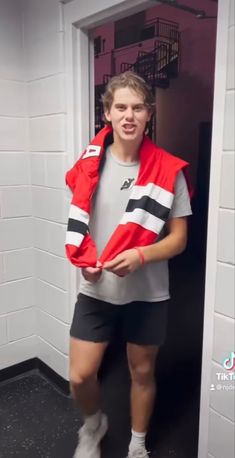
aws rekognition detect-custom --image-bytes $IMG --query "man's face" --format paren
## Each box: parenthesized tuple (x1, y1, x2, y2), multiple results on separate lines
(105, 87, 152, 142)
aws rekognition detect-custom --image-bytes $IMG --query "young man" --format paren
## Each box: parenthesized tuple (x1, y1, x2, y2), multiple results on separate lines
(65, 71, 193, 458)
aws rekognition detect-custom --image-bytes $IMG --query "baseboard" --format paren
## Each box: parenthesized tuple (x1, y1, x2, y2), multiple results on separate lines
(0, 358, 70, 395)
(37, 359, 70, 395)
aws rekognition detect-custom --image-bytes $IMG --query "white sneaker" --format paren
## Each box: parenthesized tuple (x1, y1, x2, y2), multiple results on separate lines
(126, 448, 150, 458)
(73, 413, 108, 458)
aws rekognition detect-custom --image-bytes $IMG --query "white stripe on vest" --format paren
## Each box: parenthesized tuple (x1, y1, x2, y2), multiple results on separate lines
(69, 204, 89, 225)
(120, 208, 165, 234)
(130, 183, 174, 208)
(65, 231, 84, 247)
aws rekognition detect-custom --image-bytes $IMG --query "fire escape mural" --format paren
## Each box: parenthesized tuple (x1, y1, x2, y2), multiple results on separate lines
(95, 17, 180, 140)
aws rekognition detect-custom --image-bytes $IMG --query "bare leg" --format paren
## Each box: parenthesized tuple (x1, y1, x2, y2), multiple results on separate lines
(127, 343, 160, 432)
(69, 337, 109, 416)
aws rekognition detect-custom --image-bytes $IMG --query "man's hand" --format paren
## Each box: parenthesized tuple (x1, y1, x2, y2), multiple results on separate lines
(103, 249, 141, 277)
(81, 261, 103, 283)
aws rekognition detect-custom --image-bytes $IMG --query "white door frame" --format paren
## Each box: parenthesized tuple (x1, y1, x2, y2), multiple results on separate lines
(63, 1, 231, 457)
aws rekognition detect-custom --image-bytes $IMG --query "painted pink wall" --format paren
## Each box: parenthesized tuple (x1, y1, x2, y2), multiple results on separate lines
(146, 1, 217, 91)
(92, 0, 218, 186)
(92, 28, 160, 85)
(146, 1, 217, 186)
(91, 23, 115, 84)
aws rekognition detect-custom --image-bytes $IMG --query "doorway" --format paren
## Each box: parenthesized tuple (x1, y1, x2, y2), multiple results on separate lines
(63, 1, 229, 457)
(89, 3, 217, 456)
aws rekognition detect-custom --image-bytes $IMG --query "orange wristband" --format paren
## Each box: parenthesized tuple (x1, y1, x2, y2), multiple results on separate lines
(134, 247, 145, 265)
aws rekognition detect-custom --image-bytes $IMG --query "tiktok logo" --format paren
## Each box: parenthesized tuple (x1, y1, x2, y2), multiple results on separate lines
(223, 351, 235, 371)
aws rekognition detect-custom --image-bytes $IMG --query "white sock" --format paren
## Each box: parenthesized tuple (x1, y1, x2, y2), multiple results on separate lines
(129, 429, 147, 452)
(84, 409, 102, 431)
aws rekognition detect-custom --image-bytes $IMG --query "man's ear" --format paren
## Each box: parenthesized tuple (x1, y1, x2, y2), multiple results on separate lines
(104, 110, 111, 123)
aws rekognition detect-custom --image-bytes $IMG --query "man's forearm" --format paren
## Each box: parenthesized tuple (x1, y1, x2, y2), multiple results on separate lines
(140, 233, 187, 264)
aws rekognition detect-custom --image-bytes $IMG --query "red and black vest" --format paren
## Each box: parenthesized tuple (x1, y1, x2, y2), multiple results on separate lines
(65, 125, 193, 268)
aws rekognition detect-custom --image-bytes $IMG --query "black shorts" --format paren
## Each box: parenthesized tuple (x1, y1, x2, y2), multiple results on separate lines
(70, 293, 169, 346)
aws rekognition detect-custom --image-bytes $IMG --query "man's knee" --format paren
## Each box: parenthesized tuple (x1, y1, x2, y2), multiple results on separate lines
(69, 368, 97, 396)
(69, 338, 108, 394)
(70, 366, 97, 385)
(129, 363, 155, 386)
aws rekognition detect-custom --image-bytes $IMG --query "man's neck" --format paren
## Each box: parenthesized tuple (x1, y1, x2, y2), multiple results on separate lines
(110, 134, 143, 163)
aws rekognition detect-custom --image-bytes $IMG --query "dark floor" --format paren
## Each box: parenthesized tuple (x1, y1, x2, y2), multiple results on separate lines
(0, 354, 200, 458)
(0, 250, 204, 458)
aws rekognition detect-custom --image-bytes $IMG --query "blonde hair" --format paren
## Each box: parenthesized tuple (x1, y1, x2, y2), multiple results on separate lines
(101, 71, 155, 121)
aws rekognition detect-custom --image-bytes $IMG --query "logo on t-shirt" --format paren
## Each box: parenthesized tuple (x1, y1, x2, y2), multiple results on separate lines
(120, 178, 135, 190)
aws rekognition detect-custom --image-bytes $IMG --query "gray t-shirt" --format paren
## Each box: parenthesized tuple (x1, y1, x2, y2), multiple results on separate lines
(79, 145, 192, 304)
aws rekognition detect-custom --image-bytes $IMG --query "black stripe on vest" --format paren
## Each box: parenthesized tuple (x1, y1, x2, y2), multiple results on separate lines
(125, 196, 170, 222)
(67, 218, 88, 235)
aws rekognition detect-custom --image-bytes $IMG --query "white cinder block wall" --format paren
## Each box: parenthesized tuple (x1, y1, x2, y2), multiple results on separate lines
(0, 0, 36, 368)
(25, 0, 70, 380)
(208, 1, 235, 457)
(0, 0, 71, 380)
